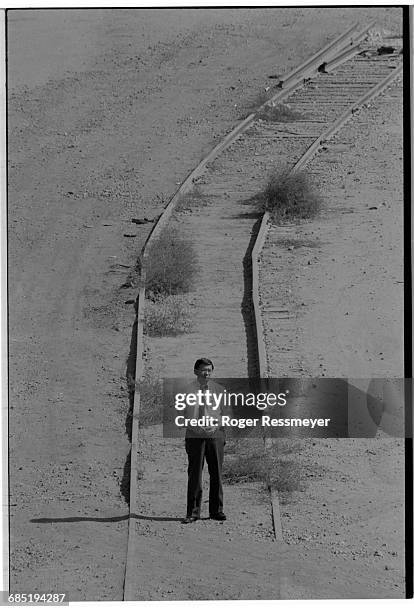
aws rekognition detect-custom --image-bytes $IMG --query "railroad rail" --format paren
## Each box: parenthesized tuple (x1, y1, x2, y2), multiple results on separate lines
(123, 22, 403, 600)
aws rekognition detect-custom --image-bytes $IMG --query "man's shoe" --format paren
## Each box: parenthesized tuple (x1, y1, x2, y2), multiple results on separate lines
(210, 512, 226, 521)
(182, 516, 198, 524)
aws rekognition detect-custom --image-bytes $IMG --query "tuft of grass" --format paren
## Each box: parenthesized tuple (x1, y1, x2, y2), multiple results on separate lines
(257, 103, 305, 123)
(263, 169, 321, 224)
(144, 295, 191, 337)
(139, 368, 163, 427)
(175, 186, 209, 213)
(145, 226, 198, 296)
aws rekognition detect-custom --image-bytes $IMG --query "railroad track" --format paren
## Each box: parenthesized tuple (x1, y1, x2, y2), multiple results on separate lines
(123, 22, 403, 600)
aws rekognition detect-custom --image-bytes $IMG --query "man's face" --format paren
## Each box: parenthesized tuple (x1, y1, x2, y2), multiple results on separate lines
(194, 364, 213, 385)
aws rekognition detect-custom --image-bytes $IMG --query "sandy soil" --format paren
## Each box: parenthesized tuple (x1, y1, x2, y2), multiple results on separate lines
(7, 6, 404, 601)
(127, 426, 404, 600)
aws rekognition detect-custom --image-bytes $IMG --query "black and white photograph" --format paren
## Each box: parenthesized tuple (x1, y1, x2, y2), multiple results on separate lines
(4, 3, 411, 602)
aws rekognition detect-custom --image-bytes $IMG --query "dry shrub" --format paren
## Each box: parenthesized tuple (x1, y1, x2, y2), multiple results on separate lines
(144, 295, 191, 337)
(264, 169, 321, 223)
(257, 103, 305, 122)
(145, 226, 197, 296)
(223, 438, 304, 492)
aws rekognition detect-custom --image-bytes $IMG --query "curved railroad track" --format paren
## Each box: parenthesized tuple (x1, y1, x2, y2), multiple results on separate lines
(123, 22, 403, 600)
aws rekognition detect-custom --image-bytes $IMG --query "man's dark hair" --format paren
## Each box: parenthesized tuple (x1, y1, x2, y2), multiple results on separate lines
(194, 358, 214, 371)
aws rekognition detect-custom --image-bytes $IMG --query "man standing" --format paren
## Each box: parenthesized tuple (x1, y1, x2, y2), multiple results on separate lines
(182, 358, 226, 524)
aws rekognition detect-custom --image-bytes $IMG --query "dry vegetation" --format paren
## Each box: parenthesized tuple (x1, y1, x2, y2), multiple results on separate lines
(257, 102, 305, 123)
(144, 294, 191, 337)
(145, 226, 198, 297)
(224, 438, 304, 492)
(138, 365, 164, 427)
(140, 225, 197, 337)
(175, 186, 209, 213)
(263, 169, 322, 223)
(243, 89, 273, 114)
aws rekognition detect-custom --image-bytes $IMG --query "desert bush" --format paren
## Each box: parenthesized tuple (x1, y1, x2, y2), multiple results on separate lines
(263, 169, 321, 224)
(257, 103, 304, 123)
(144, 295, 191, 337)
(145, 226, 198, 296)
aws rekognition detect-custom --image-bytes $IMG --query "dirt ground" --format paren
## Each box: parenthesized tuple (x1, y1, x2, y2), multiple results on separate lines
(7, 6, 405, 601)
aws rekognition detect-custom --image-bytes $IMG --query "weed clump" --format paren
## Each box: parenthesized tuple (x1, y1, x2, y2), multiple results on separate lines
(224, 448, 269, 484)
(145, 226, 197, 296)
(264, 169, 321, 224)
(223, 439, 304, 492)
(139, 368, 163, 427)
(257, 103, 304, 123)
(144, 295, 191, 337)
(242, 90, 273, 115)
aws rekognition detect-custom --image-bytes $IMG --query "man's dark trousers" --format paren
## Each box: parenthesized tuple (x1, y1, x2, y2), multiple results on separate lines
(185, 431, 225, 518)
